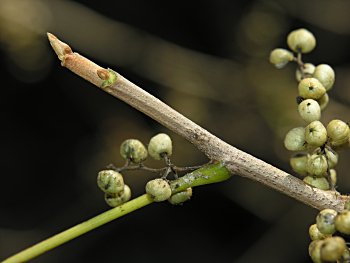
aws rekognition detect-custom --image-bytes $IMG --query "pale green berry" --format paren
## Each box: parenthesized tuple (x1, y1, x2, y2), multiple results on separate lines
(284, 127, 307, 151)
(296, 63, 315, 82)
(309, 224, 328, 241)
(290, 153, 308, 176)
(330, 169, 337, 186)
(168, 188, 192, 205)
(313, 64, 335, 91)
(146, 178, 172, 202)
(309, 240, 323, 263)
(303, 176, 329, 190)
(307, 154, 328, 177)
(287, 28, 316, 53)
(298, 99, 321, 123)
(316, 209, 337, 235)
(298, 78, 326, 100)
(269, 48, 294, 69)
(326, 119, 350, 147)
(104, 185, 131, 207)
(317, 93, 329, 111)
(120, 139, 148, 163)
(148, 133, 173, 160)
(305, 121, 327, 147)
(320, 236, 346, 262)
(324, 148, 338, 169)
(335, 210, 350, 235)
(97, 170, 124, 195)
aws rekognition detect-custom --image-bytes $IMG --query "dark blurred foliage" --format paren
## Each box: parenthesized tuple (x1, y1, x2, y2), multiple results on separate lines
(1, 1, 350, 262)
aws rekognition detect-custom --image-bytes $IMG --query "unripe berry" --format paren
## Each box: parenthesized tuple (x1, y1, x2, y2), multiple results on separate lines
(324, 148, 338, 169)
(298, 78, 326, 100)
(320, 236, 346, 262)
(298, 99, 321, 123)
(120, 139, 148, 163)
(308, 240, 323, 263)
(97, 170, 124, 195)
(296, 63, 315, 82)
(317, 93, 329, 111)
(307, 154, 328, 177)
(309, 224, 328, 241)
(303, 176, 329, 190)
(316, 209, 337, 235)
(335, 210, 350, 235)
(168, 188, 192, 205)
(313, 64, 335, 91)
(305, 121, 327, 147)
(326, 119, 350, 147)
(148, 133, 173, 160)
(104, 185, 131, 207)
(146, 178, 172, 202)
(290, 153, 308, 176)
(284, 127, 307, 151)
(287, 28, 316, 53)
(269, 48, 294, 69)
(330, 169, 337, 186)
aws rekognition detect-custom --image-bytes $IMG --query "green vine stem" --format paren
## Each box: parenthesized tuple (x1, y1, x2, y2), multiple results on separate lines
(2, 163, 231, 263)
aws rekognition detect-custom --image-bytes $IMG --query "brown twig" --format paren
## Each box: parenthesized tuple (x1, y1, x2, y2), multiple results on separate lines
(47, 33, 349, 212)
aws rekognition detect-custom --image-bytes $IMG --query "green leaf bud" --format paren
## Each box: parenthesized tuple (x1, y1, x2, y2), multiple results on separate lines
(120, 139, 148, 163)
(290, 153, 308, 176)
(316, 93, 329, 111)
(296, 63, 315, 82)
(309, 224, 328, 241)
(303, 176, 329, 190)
(146, 178, 172, 202)
(148, 133, 173, 160)
(326, 119, 350, 147)
(320, 236, 346, 262)
(305, 121, 327, 147)
(316, 209, 337, 235)
(287, 28, 316, 53)
(308, 240, 323, 263)
(298, 99, 321, 123)
(307, 154, 328, 177)
(269, 48, 294, 69)
(168, 187, 192, 205)
(284, 127, 307, 151)
(104, 185, 131, 207)
(324, 148, 338, 169)
(313, 64, 335, 91)
(335, 210, 350, 235)
(97, 170, 124, 195)
(298, 78, 326, 100)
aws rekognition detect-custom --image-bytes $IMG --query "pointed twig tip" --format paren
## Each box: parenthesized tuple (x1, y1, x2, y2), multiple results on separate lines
(46, 33, 72, 62)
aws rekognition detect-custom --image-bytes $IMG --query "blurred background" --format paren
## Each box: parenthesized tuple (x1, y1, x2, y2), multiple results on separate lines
(1, 0, 350, 262)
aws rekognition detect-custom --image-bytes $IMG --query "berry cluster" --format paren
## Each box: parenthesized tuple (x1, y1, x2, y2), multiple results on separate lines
(97, 133, 193, 207)
(308, 207, 350, 262)
(270, 28, 349, 190)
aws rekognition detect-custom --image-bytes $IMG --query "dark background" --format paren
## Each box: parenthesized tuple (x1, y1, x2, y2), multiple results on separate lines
(1, 1, 350, 262)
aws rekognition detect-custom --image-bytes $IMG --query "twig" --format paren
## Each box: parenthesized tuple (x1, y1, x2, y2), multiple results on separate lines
(47, 33, 349, 212)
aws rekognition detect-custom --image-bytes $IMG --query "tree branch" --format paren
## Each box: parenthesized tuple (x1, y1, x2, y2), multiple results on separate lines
(47, 33, 349, 212)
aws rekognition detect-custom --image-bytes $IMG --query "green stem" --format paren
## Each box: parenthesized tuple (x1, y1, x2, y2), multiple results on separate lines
(2, 163, 231, 263)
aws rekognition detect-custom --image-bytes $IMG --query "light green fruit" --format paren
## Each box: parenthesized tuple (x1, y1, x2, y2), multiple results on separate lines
(287, 28, 316, 53)
(104, 185, 131, 207)
(305, 121, 327, 147)
(298, 78, 326, 100)
(309, 240, 324, 263)
(284, 127, 307, 151)
(320, 236, 346, 262)
(146, 178, 172, 202)
(309, 224, 328, 241)
(317, 93, 329, 111)
(335, 210, 350, 235)
(298, 99, 321, 123)
(330, 169, 337, 186)
(296, 63, 315, 82)
(316, 209, 337, 235)
(97, 170, 124, 195)
(120, 139, 148, 163)
(148, 133, 173, 160)
(168, 188, 192, 205)
(303, 176, 329, 190)
(290, 153, 308, 176)
(326, 119, 350, 147)
(307, 154, 328, 177)
(324, 148, 338, 169)
(269, 48, 294, 69)
(313, 64, 335, 91)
